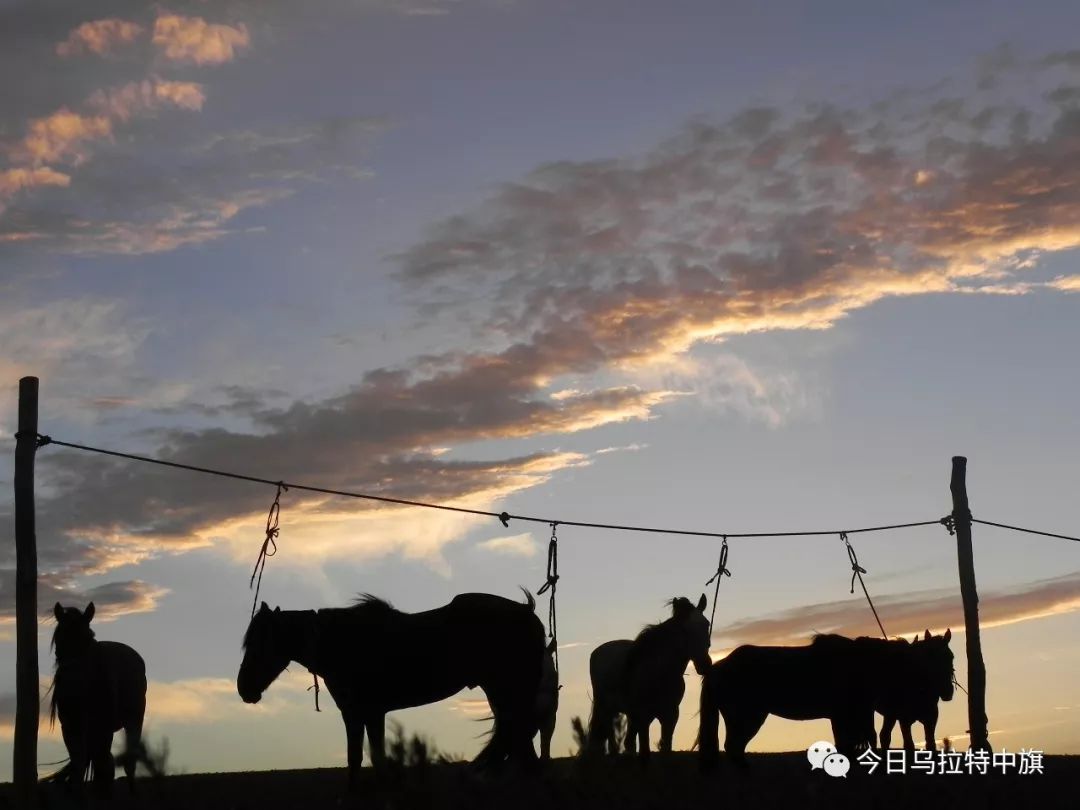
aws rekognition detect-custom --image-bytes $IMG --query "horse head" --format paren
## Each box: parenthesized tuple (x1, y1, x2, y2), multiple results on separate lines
(913, 628, 955, 702)
(671, 593, 711, 675)
(238, 602, 295, 704)
(52, 602, 96, 659)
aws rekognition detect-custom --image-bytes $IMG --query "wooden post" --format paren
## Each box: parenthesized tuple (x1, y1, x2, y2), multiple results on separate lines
(950, 456, 990, 752)
(14, 376, 39, 808)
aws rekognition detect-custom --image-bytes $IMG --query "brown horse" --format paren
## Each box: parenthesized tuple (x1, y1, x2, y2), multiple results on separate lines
(238, 591, 546, 791)
(699, 632, 955, 770)
(877, 630, 955, 752)
(588, 595, 711, 762)
(49, 602, 148, 797)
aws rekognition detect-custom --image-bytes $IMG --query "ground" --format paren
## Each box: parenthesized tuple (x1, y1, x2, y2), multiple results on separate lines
(2, 752, 1076, 809)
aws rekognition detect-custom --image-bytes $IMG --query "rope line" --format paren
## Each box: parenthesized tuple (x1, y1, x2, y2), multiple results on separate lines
(536, 523, 560, 676)
(704, 537, 731, 636)
(971, 518, 1080, 543)
(250, 482, 286, 618)
(29, 435, 954, 540)
(840, 531, 888, 639)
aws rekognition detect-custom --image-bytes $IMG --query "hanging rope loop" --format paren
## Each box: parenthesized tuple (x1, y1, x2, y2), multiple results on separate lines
(307, 672, 322, 712)
(840, 531, 866, 594)
(250, 482, 287, 617)
(705, 536, 731, 635)
(537, 522, 560, 675)
(839, 531, 887, 639)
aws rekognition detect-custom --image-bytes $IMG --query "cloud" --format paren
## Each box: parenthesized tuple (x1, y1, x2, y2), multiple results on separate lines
(394, 54, 1080, 398)
(1049, 274, 1080, 292)
(475, 533, 537, 557)
(89, 79, 206, 120)
(711, 571, 1080, 649)
(0, 569, 168, 623)
(152, 14, 251, 66)
(14, 109, 113, 166)
(56, 19, 144, 58)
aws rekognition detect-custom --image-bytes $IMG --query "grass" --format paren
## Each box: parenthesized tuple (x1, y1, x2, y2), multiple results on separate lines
(5, 750, 1077, 810)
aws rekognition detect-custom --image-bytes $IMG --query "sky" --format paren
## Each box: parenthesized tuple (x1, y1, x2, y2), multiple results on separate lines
(2, 0, 1080, 779)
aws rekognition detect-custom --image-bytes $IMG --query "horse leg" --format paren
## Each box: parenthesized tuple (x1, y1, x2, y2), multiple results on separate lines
(922, 704, 939, 752)
(59, 715, 87, 794)
(122, 698, 147, 791)
(629, 715, 651, 766)
(900, 719, 916, 754)
(366, 714, 387, 776)
(658, 705, 679, 754)
(879, 714, 896, 750)
(725, 709, 766, 768)
(698, 676, 721, 773)
(342, 711, 366, 792)
(89, 731, 116, 799)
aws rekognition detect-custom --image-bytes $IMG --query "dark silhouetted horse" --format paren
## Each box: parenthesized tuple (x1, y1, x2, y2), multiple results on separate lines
(49, 602, 148, 797)
(588, 594, 711, 762)
(877, 629, 955, 752)
(238, 591, 546, 791)
(536, 638, 559, 761)
(699, 632, 953, 770)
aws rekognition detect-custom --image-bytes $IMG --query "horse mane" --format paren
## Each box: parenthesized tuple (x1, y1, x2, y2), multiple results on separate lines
(348, 593, 397, 614)
(626, 597, 696, 668)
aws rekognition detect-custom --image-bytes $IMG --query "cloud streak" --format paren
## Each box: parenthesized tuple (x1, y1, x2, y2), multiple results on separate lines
(152, 14, 251, 66)
(711, 571, 1080, 650)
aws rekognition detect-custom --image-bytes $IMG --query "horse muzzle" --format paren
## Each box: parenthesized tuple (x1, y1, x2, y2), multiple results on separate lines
(238, 685, 264, 704)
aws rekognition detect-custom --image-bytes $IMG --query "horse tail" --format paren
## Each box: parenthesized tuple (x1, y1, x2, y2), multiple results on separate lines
(519, 587, 536, 612)
(698, 664, 722, 771)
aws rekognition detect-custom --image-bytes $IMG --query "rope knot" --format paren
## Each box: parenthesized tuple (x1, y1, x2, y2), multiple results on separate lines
(537, 523, 560, 676)
(940, 515, 957, 536)
(705, 537, 731, 635)
(250, 483, 287, 617)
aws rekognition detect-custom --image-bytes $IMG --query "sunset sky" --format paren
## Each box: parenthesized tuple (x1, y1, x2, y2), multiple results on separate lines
(2, 0, 1080, 779)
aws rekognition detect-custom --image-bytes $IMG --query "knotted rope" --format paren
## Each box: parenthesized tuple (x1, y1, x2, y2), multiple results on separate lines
(704, 536, 731, 636)
(537, 522, 560, 675)
(840, 531, 887, 639)
(250, 482, 286, 617)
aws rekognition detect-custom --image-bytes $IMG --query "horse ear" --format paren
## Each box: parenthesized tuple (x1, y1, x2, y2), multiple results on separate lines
(274, 606, 280, 613)
(912, 635, 919, 644)
(944, 628, 952, 643)
(697, 593, 707, 613)
(259, 601, 270, 613)
(924, 629, 931, 641)
(85, 602, 95, 622)
(54, 602, 63, 620)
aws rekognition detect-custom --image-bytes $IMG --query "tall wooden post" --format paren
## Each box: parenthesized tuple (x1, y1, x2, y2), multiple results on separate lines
(950, 456, 990, 752)
(14, 377, 40, 808)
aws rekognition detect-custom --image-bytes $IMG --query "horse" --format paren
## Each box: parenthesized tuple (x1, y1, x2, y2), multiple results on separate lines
(536, 638, 559, 761)
(237, 590, 546, 791)
(587, 594, 711, 762)
(49, 602, 148, 797)
(877, 629, 955, 752)
(699, 633, 944, 770)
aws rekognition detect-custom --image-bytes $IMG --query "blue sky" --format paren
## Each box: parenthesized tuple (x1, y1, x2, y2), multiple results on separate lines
(2, 0, 1080, 778)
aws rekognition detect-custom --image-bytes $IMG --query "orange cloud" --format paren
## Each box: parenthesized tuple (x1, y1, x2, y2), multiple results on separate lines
(0, 167, 70, 203)
(712, 571, 1080, 649)
(56, 19, 144, 57)
(1049, 275, 1080, 292)
(153, 14, 250, 65)
(89, 79, 206, 120)
(17, 108, 112, 165)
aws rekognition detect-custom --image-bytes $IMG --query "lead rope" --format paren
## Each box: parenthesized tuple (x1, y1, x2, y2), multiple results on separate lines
(250, 482, 286, 618)
(840, 531, 887, 639)
(537, 522, 560, 676)
(704, 536, 731, 636)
